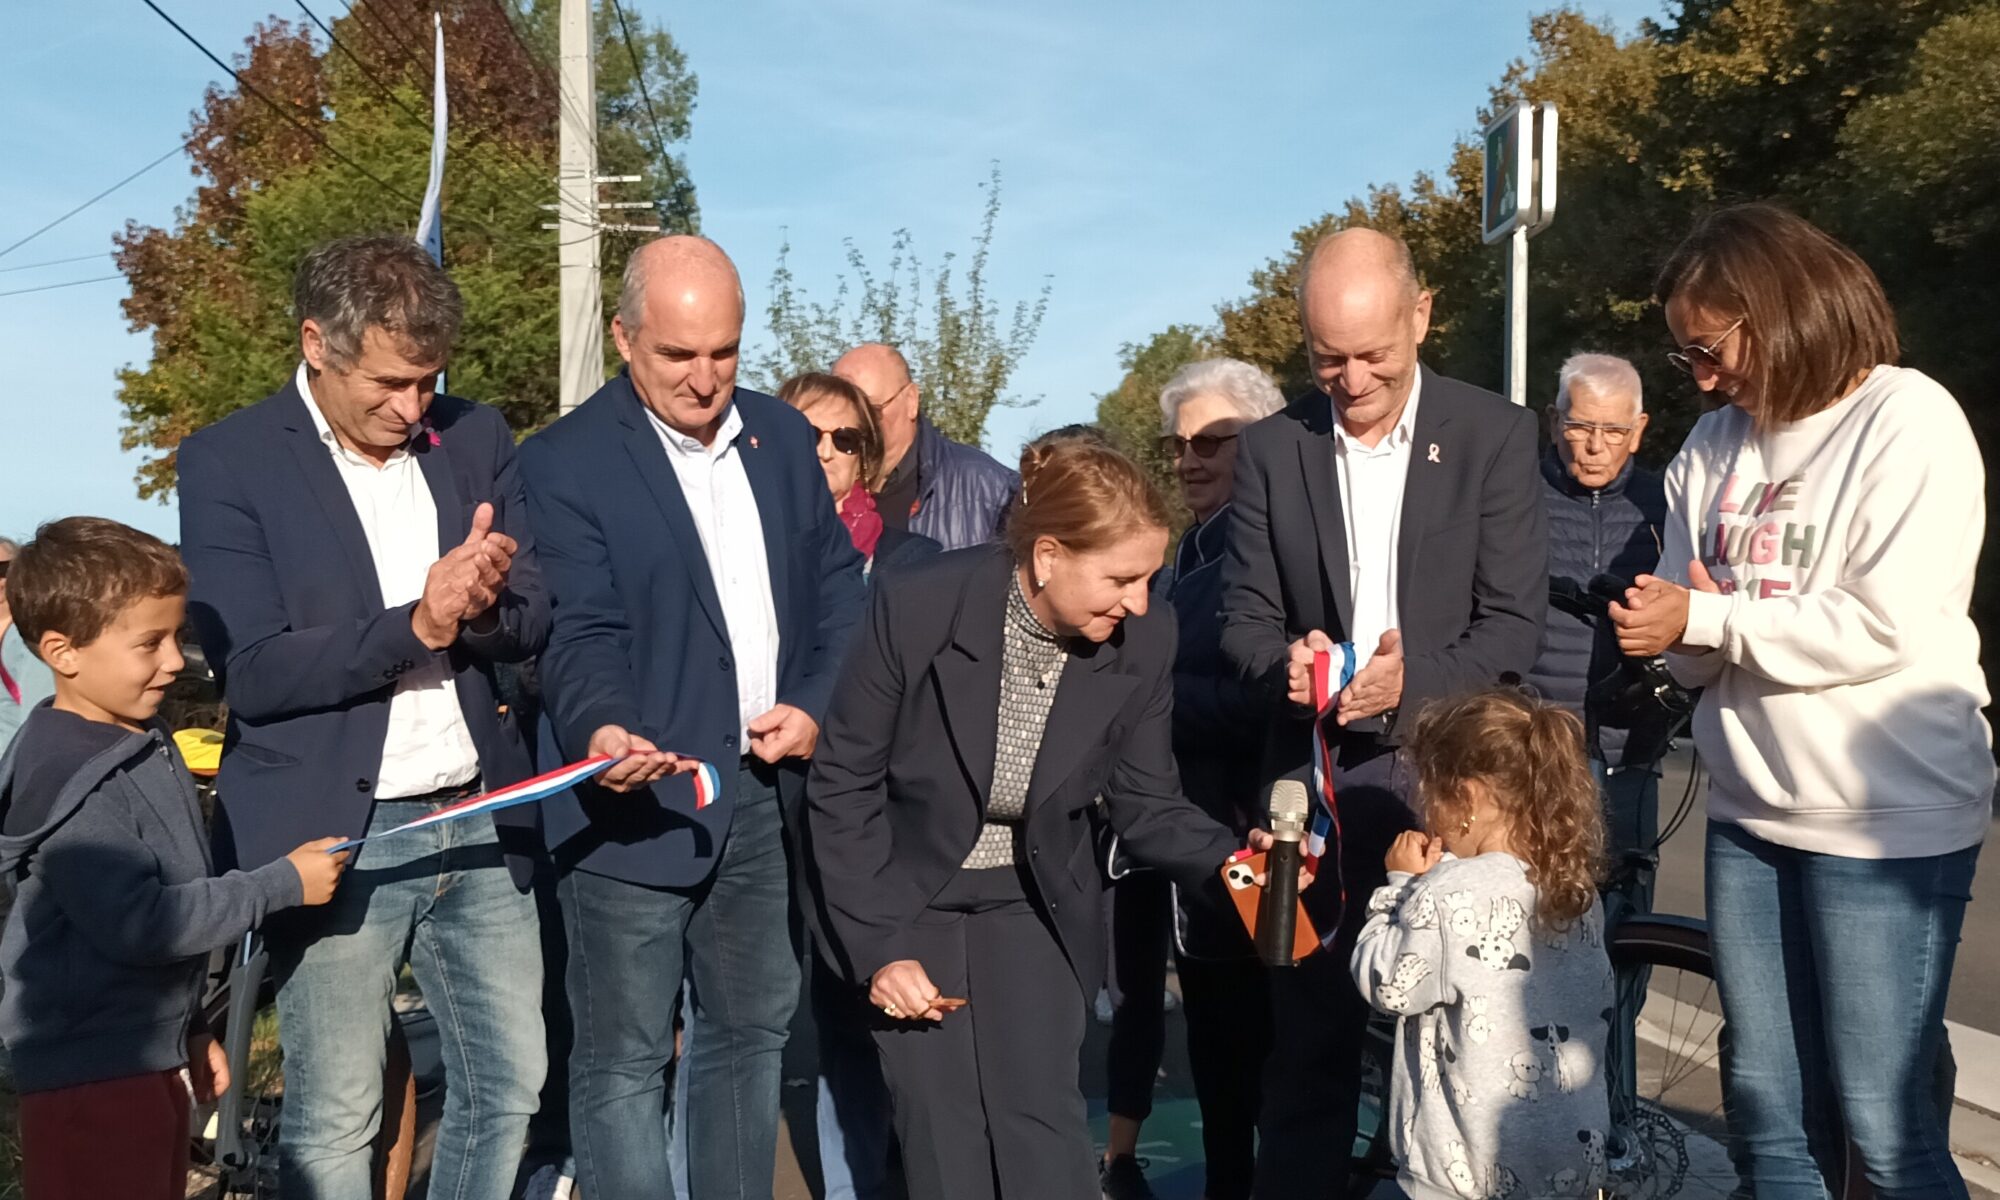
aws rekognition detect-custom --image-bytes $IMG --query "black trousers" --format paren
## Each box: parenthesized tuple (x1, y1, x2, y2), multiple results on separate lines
(873, 865, 1096, 1200)
(1254, 741, 1417, 1199)
(1108, 870, 1273, 1200)
(1181, 955, 1271, 1200)
(1106, 871, 1173, 1122)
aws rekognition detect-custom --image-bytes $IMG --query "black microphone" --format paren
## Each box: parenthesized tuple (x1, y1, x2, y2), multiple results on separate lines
(1256, 779, 1310, 967)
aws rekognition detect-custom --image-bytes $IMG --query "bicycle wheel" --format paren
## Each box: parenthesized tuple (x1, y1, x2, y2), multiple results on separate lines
(1605, 915, 1865, 1200)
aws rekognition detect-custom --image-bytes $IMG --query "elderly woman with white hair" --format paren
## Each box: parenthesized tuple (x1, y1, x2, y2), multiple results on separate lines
(0, 536, 57, 756)
(1099, 358, 1287, 1200)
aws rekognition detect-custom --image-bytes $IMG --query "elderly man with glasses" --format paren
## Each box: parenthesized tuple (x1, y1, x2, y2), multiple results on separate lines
(1524, 352, 1668, 920)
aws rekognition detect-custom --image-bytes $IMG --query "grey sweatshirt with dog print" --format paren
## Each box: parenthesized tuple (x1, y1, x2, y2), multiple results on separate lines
(1351, 852, 1614, 1200)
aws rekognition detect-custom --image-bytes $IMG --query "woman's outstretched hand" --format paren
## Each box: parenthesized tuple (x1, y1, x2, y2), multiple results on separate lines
(871, 959, 948, 1022)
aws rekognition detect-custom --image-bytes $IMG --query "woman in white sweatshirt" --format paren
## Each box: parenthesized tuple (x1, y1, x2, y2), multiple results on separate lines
(1610, 204, 1990, 1199)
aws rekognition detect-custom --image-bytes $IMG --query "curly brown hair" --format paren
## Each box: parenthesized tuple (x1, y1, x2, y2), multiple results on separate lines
(1403, 689, 1606, 930)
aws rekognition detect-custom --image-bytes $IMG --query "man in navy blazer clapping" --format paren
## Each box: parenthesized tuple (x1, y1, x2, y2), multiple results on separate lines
(178, 235, 550, 1200)
(519, 236, 866, 1200)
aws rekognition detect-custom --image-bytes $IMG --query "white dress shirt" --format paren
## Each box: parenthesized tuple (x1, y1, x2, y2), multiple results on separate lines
(297, 363, 480, 798)
(646, 402, 781, 745)
(1333, 372, 1422, 672)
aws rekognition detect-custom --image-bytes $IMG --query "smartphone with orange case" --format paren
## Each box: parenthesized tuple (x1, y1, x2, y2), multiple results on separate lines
(1219, 851, 1320, 963)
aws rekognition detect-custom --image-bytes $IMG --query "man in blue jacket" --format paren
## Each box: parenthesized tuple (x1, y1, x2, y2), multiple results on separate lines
(520, 235, 866, 1200)
(178, 234, 549, 1200)
(833, 342, 1018, 550)
(1524, 353, 1667, 916)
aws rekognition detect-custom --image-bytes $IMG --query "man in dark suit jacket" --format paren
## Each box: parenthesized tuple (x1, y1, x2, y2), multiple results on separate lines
(518, 236, 866, 1200)
(1220, 228, 1547, 1198)
(178, 235, 549, 1200)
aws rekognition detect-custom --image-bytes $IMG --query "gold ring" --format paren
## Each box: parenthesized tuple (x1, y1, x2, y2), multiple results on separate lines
(883, 1004, 900, 1017)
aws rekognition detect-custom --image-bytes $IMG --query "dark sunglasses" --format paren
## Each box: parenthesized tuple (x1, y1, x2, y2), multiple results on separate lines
(0, 560, 8, 579)
(1159, 433, 1239, 460)
(813, 425, 863, 456)
(1667, 317, 1745, 376)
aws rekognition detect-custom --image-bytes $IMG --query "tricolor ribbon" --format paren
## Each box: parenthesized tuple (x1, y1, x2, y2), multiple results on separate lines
(329, 753, 722, 852)
(1308, 643, 1358, 946)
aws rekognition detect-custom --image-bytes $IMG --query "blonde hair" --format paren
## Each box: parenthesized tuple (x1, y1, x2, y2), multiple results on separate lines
(1404, 690, 1606, 930)
(1003, 436, 1173, 560)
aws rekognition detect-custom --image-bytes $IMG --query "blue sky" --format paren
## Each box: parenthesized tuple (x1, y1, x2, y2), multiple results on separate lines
(0, 0, 1665, 542)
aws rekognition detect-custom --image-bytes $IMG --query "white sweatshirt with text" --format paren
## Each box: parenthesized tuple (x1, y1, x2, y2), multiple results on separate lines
(1662, 365, 1993, 858)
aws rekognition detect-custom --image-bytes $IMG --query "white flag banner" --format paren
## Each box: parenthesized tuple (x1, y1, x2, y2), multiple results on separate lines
(414, 11, 447, 265)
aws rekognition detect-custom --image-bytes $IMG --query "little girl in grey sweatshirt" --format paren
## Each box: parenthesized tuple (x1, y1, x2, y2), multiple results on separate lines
(1351, 690, 1615, 1200)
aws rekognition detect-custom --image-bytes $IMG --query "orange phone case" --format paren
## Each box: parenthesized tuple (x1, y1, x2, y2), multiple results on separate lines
(1219, 851, 1320, 963)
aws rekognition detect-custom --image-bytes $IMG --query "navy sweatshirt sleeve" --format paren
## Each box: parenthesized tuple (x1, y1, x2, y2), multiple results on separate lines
(35, 785, 304, 966)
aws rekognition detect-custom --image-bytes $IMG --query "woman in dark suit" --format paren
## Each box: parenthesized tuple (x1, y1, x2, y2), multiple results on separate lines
(807, 437, 1266, 1200)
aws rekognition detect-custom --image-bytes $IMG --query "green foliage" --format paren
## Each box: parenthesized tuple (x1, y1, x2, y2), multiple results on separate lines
(115, 1, 698, 498)
(756, 164, 1051, 448)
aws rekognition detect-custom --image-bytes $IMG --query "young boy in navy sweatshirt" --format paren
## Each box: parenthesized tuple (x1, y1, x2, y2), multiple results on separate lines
(0, 518, 351, 1200)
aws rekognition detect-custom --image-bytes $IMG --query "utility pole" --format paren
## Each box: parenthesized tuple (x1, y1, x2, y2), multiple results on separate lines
(556, 0, 601, 415)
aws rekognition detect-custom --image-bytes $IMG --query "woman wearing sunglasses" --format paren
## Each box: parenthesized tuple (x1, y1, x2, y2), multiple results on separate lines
(779, 373, 942, 580)
(773, 371, 939, 1200)
(1611, 204, 1988, 1199)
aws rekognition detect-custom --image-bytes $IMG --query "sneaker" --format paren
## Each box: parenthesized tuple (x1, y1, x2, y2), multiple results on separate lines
(1100, 1154, 1156, 1200)
(1162, 988, 1180, 1014)
(1094, 987, 1115, 1026)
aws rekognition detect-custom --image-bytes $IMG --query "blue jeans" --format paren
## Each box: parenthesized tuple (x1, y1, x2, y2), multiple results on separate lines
(668, 920, 896, 1200)
(564, 764, 798, 1199)
(1706, 819, 1978, 1199)
(271, 801, 545, 1200)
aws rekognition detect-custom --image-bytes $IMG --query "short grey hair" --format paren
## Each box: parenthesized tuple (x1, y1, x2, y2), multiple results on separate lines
(293, 235, 462, 371)
(1159, 358, 1286, 431)
(618, 235, 745, 333)
(1555, 353, 1644, 417)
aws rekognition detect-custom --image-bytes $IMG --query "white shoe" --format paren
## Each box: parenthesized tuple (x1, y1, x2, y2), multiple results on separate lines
(1094, 987, 1115, 1025)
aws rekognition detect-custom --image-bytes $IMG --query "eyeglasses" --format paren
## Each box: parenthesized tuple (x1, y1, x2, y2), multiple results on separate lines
(813, 426, 863, 456)
(1159, 433, 1239, 460)
(0, 560, 9, 579)
(1667, 317, 1746, 376)
(1560, 421, 1638, 447)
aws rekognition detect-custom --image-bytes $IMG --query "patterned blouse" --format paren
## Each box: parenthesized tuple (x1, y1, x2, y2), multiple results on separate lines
(961, 576, 1069, 869)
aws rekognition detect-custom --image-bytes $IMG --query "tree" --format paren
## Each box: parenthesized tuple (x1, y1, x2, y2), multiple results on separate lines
(755, 164, 1051, 448)
(115, 0, 699, 499)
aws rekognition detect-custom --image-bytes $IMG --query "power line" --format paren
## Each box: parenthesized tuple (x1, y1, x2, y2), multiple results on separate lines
(0, 274, 125, 299)
(0, 143, 187, 261)
(0, 251, 114, 274)
(296, 0, 593, 223)
(325, 0, 599, 226)
(607, 0, 673, 198)
(140, 0, 425, 212)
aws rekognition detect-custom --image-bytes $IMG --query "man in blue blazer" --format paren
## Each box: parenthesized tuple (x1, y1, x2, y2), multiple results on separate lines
(519, 235, 866, 1200)
(178, 236, 549, 1199)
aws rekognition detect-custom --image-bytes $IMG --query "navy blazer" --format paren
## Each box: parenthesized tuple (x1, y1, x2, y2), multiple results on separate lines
(519, 375, 866, 887)
(1220, 366, 1548, 766)
(178, 380, 547, 882)
(806, 547, 1237, 997)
